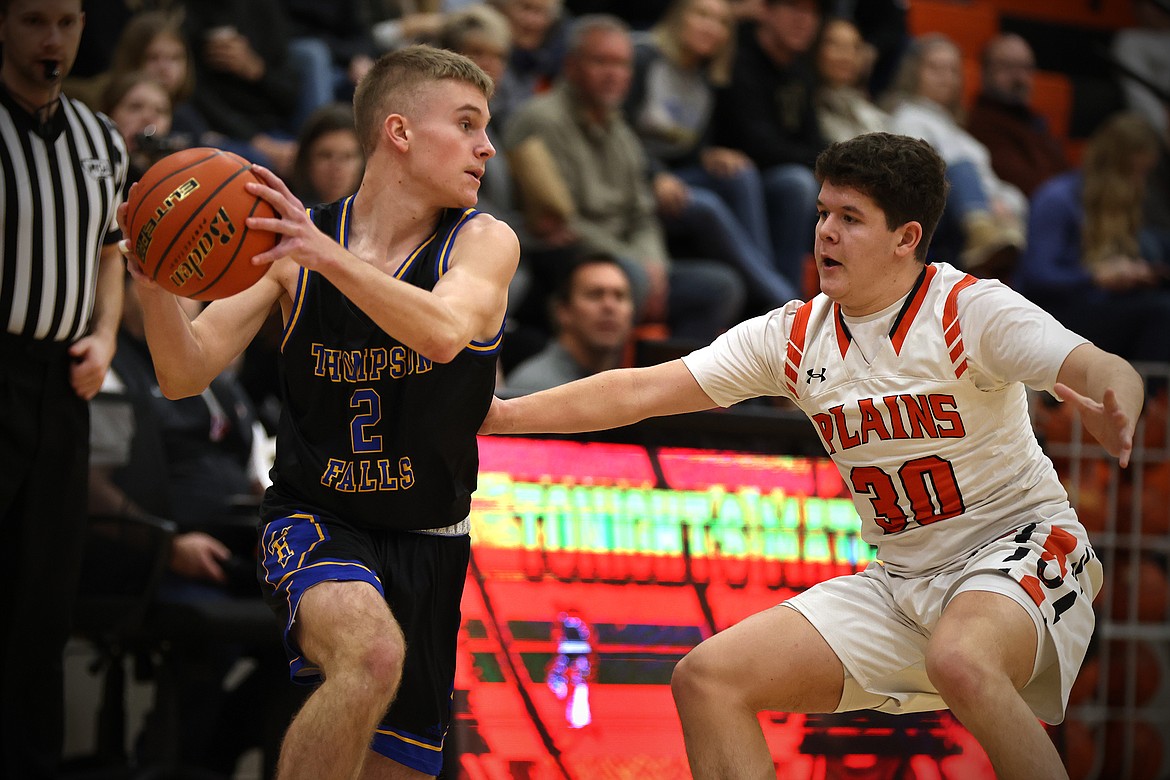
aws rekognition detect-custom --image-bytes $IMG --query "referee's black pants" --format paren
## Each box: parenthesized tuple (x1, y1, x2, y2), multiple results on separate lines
(0, 334, 90, 779)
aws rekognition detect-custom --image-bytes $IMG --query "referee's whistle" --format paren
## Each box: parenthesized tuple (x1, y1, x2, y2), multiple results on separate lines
(42, 61, 60, 81)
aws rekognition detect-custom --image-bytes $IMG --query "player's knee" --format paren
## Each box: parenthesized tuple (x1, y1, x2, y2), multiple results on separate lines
(671, 644, 726, 710)
(326, 629, 406, 701)
(925, 642, 997, 706)
(357, 633, 407, 693)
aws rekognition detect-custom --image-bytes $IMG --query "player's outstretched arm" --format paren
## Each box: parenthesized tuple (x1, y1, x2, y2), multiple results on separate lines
(1054, 343, 1145, 467)
(481, 360, 718, 436)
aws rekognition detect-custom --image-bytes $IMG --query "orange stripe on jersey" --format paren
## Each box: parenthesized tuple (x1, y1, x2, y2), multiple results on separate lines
(784, 301, 815, 397)
(942, 273, 978, 378)
(832, 303, 850, 358)
(889, 264, 937, 354)
(1042, 525, 1079, 578)
(943, 273, 978, 327)
(1018, 574, 1045, 607)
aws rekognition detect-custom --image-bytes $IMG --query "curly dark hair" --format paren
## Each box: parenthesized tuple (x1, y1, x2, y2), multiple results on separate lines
(814, 132, 949, 262)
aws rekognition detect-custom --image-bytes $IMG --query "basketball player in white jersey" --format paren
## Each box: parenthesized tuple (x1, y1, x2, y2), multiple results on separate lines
(479, 132, 1144, 779)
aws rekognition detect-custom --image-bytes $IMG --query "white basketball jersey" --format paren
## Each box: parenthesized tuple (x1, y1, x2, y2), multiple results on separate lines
(684, 262, 1089, 576)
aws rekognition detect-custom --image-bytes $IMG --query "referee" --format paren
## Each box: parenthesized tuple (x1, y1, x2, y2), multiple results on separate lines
(1, 1, 128, 777)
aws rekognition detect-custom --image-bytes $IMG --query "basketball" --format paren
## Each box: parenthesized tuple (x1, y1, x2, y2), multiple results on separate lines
(125, 147, 278, 300)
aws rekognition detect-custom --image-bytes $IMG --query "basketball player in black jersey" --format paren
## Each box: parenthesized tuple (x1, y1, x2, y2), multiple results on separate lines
(118, 46, 519, 780)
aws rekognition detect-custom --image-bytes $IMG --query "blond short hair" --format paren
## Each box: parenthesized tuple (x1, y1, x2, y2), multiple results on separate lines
(353, 44, 494, 157)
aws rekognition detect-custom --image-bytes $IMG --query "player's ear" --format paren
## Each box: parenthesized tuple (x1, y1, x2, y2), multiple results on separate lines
(896, 221, 923, 257)
(384, 113, 410, 151)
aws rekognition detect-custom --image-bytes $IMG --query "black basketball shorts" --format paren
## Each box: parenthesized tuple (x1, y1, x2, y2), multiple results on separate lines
(258, 506, 470, 775)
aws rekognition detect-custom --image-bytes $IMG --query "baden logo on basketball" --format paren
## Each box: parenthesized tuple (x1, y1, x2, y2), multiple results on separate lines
(168, 206, 238, 289)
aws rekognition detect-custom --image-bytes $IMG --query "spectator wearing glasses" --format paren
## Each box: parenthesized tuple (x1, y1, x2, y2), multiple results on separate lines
(967, 33, 1069, 199)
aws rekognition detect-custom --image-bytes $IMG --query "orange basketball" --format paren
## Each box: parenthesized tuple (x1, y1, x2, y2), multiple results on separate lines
(126, 147, 278, 300)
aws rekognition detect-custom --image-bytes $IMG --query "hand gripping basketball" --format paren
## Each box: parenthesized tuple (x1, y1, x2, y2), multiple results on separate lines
(124, 148, 279, 300)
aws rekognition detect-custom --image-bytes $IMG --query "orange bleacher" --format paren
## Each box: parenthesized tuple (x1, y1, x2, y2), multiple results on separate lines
(987, 0, 1135, 28)
(910, 1, 1089, 163)
(907, 0, 1001, 59)
(960, 56, 1079, 162)
(913, 0, 1136, 31)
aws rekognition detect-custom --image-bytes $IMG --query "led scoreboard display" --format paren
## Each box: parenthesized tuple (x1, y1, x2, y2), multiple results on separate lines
(452, 435, 993, 779)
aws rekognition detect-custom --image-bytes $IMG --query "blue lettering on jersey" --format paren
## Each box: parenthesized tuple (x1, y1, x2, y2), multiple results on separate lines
(320, 456, 415, 493)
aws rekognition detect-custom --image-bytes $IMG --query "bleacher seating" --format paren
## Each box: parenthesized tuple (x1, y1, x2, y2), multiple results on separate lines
(986, 0, 1135, 28)
(959, 56, 1079, 162)
(907, 0, 1001, 59)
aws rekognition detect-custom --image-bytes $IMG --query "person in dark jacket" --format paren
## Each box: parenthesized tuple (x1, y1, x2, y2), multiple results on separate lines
(967, 33, 1069, 198)
(181, 0, 301, 174)
(712, 0, 824, 288)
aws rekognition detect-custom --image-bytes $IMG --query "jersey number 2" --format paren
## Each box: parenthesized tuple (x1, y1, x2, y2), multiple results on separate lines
(349, 388, 383, 453)
(850, 455, 964, 534)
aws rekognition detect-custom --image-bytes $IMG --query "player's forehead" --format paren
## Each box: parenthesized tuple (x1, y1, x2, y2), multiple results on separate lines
(413, 78, 489, 116)
(817, 180, 881, 215)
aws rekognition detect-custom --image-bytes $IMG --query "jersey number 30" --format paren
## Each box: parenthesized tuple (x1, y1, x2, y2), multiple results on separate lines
(850, 455, 964, 534)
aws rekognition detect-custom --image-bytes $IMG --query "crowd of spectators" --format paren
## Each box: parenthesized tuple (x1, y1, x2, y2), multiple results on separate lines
(67, 0, 1170, 394)
(62, 0, 1170, 775)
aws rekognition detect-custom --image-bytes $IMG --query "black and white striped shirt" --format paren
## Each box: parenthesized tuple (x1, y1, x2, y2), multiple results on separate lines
(1, 86, 128, 343)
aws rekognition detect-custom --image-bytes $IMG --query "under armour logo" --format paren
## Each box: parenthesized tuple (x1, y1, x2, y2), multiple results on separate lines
(806, 368, 827, 383)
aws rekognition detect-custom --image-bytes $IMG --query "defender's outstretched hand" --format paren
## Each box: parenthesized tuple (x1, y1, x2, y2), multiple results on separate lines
(1054, 383, 1136, 468)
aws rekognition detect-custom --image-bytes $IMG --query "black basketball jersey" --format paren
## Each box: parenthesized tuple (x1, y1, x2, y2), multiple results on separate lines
(266, 197, 502, 531)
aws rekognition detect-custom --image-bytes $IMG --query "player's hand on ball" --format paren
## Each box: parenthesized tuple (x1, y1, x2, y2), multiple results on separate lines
(1054, 383, 1135, 468)
(116, 191, 159, 288)
(117, 238, 155, 286)
(245, 165, 341, 272)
